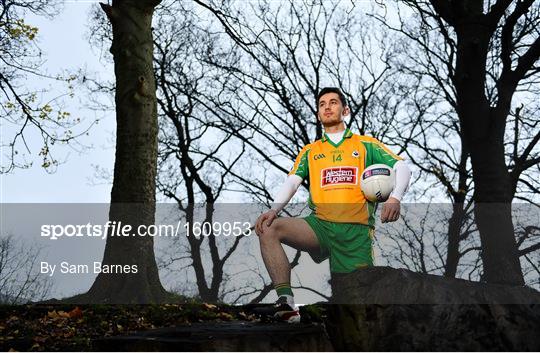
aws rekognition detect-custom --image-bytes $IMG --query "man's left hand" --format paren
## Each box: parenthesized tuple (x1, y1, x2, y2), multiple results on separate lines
(381, 197, 400, 223)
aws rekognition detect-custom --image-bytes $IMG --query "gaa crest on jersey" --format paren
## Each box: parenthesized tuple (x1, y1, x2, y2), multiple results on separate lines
(352, 150, 359, 158)
(321, 166, 358, 187)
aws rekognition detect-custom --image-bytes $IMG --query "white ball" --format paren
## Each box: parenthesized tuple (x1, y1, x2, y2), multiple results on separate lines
(360, 164, 395, 202)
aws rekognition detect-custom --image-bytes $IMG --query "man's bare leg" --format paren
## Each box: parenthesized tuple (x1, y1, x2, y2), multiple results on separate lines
(258, 217, 321, 286)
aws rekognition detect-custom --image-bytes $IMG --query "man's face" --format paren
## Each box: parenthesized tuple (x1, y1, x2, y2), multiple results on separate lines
(317, 92, 349, 126)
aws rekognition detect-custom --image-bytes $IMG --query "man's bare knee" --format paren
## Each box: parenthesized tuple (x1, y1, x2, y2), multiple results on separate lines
(259, 220, 284, 242)
(259, 218, 318, 252)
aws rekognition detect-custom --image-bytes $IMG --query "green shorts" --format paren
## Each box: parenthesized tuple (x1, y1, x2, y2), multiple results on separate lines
(304, 214, 374, 273)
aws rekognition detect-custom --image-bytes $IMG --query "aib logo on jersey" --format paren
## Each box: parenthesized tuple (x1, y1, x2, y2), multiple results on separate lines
(314, 153, 326, 160)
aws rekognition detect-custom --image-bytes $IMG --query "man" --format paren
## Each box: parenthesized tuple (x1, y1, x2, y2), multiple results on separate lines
(253, 87, 411, 323)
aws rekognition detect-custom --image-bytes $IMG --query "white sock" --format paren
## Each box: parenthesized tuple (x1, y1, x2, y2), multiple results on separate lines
(280, 294, 295, 307)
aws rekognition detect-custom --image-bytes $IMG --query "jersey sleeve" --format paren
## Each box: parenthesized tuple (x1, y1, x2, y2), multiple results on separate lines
(288, 145, 310, 179)
(365, 138, 402, 168)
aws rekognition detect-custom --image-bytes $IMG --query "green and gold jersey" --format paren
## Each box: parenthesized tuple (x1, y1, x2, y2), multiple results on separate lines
(289, 128, 402, 226)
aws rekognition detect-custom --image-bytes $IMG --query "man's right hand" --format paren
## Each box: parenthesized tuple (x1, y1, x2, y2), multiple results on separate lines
(255, 209, 278, 236)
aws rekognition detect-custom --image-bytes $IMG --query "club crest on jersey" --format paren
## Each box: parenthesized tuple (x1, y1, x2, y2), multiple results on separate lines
(352, 150, 359, 158)
(321, 167, 358, 187)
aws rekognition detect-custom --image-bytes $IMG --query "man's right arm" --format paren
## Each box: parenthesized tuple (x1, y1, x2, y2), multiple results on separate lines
(271, 174, 303, 214)
(255, 175, 303, 235)
(255, 145, 310, 235)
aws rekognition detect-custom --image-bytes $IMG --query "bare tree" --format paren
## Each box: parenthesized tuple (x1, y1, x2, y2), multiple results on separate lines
(83, 0, 169, 303)
(0, 235, 52, 304)
(386, 85, 475, 278)
(395, 0, 540, 286)
(193, 0, 399, 193)
(377, 0, 540, 285)
(83, 1, 272, 303)
(152, 3, 326, 303)
(153, 6, 248, 302)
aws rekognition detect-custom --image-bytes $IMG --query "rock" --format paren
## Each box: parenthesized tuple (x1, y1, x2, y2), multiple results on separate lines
(330, 266, 540, 304)
(324, 266, 540, 351)
(92, 321, 333, 351)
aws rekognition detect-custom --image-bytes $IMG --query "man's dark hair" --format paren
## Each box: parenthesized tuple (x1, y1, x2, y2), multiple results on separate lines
(317, 87, 348, 108)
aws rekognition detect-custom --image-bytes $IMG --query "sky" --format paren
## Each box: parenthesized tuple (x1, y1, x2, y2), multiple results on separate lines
(1, 0, 116, 203)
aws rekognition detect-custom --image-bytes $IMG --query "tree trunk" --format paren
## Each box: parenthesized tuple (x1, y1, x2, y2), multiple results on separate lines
(469, 138, 524, 285)
(454, 23, 523, 285)
(445, 139, 469, 278)
(85, 0, 168, 303)
(444, 202, 465, 277)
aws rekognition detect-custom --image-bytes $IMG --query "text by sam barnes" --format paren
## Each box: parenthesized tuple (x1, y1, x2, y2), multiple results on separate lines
(40, 261, 138, 276)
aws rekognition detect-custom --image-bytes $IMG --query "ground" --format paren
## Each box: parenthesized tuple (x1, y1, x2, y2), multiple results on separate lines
(0, 303, 324, 351)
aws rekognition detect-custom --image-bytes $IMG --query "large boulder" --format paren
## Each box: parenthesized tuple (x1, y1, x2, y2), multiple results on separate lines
(324, 266, 540, 351)
(330, 266, 540, 304)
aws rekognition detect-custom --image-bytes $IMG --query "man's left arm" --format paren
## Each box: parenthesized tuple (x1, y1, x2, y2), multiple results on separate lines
(381, 160, 411, 223)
